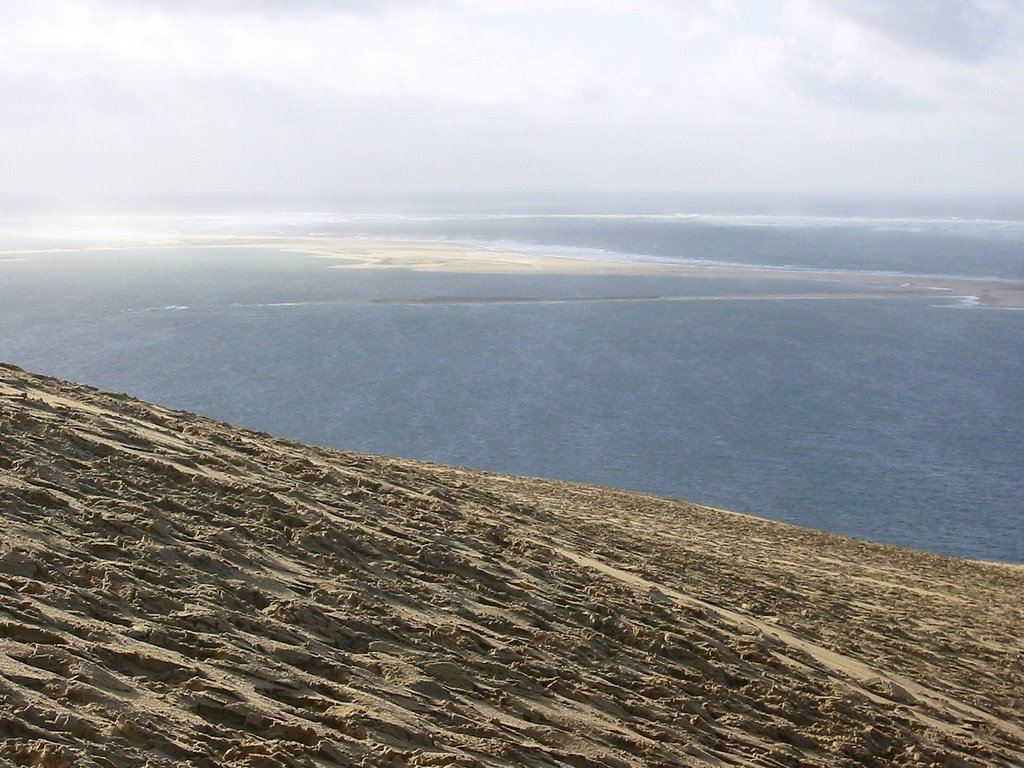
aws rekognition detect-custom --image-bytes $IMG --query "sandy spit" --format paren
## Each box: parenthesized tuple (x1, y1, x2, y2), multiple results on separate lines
(4, 236, 1024, 307)
(290, 239, 1024, 308)
(1, 362, 1022, 767)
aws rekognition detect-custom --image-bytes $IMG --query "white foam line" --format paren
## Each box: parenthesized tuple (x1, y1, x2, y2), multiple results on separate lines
(4, 210, 1023, 239)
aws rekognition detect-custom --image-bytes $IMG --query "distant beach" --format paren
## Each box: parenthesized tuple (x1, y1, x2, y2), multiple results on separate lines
(6, 235, 1021, 307)
(294, 238, 1024, 308)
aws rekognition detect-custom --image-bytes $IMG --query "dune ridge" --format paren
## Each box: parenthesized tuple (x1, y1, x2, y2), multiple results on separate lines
(0, 362, 1021, 767)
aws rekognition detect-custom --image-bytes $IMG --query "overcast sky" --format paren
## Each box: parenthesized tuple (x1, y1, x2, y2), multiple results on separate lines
(2, 0, 1023, 206)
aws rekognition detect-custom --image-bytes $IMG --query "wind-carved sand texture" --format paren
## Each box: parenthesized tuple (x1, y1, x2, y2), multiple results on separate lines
(1, 362, 1022, 767)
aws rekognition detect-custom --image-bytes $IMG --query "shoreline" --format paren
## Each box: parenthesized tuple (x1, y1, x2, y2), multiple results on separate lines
(4, 235, 1024, 308)
(289, 237, 1024, 308)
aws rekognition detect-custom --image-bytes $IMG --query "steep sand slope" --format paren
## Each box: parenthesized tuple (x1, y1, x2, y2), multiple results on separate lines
(0, 362, 1021, 767)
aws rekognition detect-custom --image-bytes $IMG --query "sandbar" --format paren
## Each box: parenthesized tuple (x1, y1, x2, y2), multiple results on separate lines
(288, 237, 1024, 309)
(4, 235, 1023, 308)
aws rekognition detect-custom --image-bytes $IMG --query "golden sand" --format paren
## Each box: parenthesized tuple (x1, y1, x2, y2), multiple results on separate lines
(1, 362, 1022, 766)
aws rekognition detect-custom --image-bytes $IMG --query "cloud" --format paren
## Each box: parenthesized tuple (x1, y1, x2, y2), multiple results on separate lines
(789, 66, 928, 112)
(823, 0, 1024, 61)
(0, 0, 1022, 201)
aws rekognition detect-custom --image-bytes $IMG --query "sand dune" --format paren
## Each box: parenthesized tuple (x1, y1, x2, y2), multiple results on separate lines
(1, 362, 1021, 767)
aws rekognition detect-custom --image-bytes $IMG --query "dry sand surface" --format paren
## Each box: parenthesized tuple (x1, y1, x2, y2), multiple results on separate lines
(288, 239, 1024, 309)
(1, 362, 1022, 767)
(3, 236, 1024, 307)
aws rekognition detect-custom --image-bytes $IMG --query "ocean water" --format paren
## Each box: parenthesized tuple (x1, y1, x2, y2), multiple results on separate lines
(1, 196, 1022, 562)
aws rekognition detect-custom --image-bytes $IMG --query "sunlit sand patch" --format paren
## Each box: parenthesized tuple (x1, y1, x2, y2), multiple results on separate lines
(2, 361, 1023, 766)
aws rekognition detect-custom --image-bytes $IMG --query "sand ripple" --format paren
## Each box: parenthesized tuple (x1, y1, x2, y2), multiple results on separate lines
(1, 362, 1021, 766)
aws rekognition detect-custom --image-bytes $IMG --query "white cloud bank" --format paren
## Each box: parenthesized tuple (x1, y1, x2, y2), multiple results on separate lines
(1, 0, 1022, 205)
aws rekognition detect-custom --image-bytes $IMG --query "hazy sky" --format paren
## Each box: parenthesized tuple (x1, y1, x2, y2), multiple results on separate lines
(2, 0, 1023, 205)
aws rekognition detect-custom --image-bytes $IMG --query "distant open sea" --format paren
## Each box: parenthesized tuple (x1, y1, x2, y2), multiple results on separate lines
(1, 194, 1022, 562)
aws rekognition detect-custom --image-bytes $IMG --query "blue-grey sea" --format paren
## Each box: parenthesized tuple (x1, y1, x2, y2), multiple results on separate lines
(1, 195, 1022, 562)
